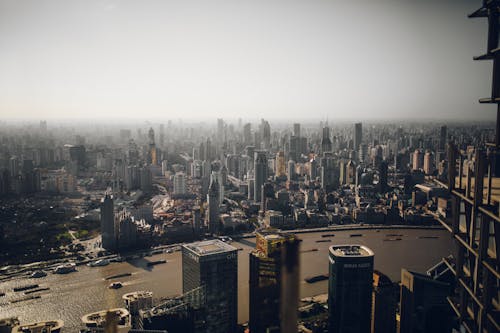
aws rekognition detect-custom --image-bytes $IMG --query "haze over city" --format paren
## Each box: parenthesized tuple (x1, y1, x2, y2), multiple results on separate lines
(0, 0, 495, 121)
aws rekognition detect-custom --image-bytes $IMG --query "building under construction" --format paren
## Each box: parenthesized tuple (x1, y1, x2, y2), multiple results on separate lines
(433, 1, 500, 332)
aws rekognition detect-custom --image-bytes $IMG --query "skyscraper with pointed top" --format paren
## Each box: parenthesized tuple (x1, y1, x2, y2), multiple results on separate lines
(207, 177, 220, 234)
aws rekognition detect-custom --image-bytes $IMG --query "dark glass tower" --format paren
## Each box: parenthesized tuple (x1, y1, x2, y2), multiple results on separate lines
(328, 244, 374, 333)
(249, 230, 297, 333)
(182, 240, 238, 333)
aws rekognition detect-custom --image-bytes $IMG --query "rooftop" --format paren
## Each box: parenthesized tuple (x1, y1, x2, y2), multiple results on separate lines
(122, 290, 153, 301)
(183, 239, 236, 256)
(329, 245, 374, 257)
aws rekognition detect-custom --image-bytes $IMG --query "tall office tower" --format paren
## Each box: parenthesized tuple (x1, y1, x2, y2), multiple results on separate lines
(254, 151, 268, 202)
(9, 156, 19, 178)
(371, 270, 397, 333)
(182, 240, 238, 333)
(116, 210, 138, 250)
(243, 123, 252, 144)
(100, 193, 116, 251)
(287, 160, 296, 181)
(321, 127, 332, 153)
(217, 118, 224, 144)
(309, 158, 318, 180)
(192, 206, 202, 236)
(354, 123, 362, 151)
(207, 177, 220, 234)
(280, 236, 300, 333)
(412, 149, 423, 171)
(293, 123, 301, 137)
(289, 135, 300, 161)
(158, 124, 165, 148)
(346, 160, 356, 185)
(275, 151, 286, 178)
(261, 120, 271, 149)
(399, 269, 452, 333)
(423, 151, 434, 175)
(339, 159, 346, 185)
(173, 172, 187, 195)
(378, 160, 388, 193)
(148, 127, 157, 165)
(358, 143, 368, 163)
(139, 166, 152, 193)
(249, 231, 297, 333)
(439, 125, 447, 151)
(328, 245, 374, 333)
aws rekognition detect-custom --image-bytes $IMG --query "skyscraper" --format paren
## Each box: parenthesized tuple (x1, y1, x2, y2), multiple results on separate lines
(249, 230, 297, 333)
(354, 123, 363, 151)
(182, 240, 238, 333)
(148, 127, 157, 165)
(399, 269, 452, 333)
(321, 126, 332, 153)
(371, 270, 397, 333)
(275, 151, 286, 178)
(207, 177, 220, 234)
(328, 244, 374, 333)
(439, 125, 447, 151)
(173, 171, 187, 195)
(254, 151, 268, 202)
(293, 123, 301, 138)
(100, 193, 116, 251)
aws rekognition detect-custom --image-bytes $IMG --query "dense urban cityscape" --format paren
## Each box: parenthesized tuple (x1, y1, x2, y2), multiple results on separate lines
(1, 0, 500, 332)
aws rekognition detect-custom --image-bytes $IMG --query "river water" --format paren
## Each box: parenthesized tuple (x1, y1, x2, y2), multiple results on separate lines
(0, 228, 455, 330)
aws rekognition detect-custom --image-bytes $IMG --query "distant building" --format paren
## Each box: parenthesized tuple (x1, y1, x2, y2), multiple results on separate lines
(207, 177, 220, 234)
(254, 151, 268, 202)
(354, 123, 362, 150)
(173, 172, 187, 195)
(182, 240, 238, 333)
(100, 194, 116, 251)
(328, 245, 374, 333)
(275, 151, 286, 178)
(140, 166, 152, 193)
(321, 126, 332, 153)
(249, 230, 297, 333)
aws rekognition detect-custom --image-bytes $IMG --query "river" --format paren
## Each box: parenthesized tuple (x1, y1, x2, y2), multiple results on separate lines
(0, 228, 455, 330)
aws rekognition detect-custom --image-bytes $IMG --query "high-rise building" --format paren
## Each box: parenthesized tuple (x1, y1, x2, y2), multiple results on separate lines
(328, 244, 374, 333)
(254, 151, 268, 202)
(182, 240, 238, 333)
(148, 127, 157, 165)
(173, 172, 187, 195)
(423, 151, 434, 175)
(371, 270, 397, 333)
(207, 177, 220, 234)
(249, 230, 297, 333)
(243, 123, 252, 144)
(287, 160, 296, 181)
(399, 269, 452, 333)
(321, 127, 332, 153)
(275, 151, 286, 178)
(100, 194, 116, 251)
(354, 123, 363, 151)
(439, 125, 447, 151)
(122, 291, 153, 329)
(378, 160, 388, 193)
(293, 123, 300, 138)
(412, 149, 423, 171)
(140, 166, 152, 193)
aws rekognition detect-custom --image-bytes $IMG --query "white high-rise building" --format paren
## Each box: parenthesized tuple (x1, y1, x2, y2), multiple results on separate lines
(173, 172, 186, 195)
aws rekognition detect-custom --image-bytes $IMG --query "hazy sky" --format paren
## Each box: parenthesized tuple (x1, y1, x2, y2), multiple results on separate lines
(0, 0, 495, 121)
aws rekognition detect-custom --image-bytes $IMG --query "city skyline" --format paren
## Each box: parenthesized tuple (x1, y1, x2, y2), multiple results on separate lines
(0, 0, 494, 121)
